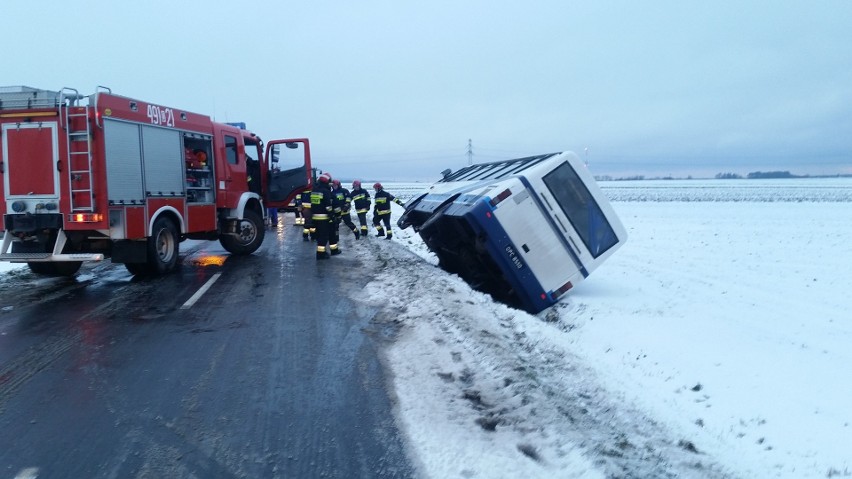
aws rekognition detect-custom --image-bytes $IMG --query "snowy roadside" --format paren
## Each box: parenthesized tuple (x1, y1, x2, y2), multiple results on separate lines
(352, 196, 852, 479)
(0, 259, 26, 276)
(356, 241, 733, 478)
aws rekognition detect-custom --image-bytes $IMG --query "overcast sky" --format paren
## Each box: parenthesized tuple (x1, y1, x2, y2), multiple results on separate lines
(5, 1, 851, 180)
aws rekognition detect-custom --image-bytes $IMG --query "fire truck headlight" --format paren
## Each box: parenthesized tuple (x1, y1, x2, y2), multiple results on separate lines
(44, 202, 58, 211)
(11, 201, 27, 213)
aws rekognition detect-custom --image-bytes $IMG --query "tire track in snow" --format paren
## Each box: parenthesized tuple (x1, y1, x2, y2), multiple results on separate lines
(355, 240, 738, 478)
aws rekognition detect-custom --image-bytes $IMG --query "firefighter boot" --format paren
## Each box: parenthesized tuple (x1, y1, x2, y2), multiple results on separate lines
(316, 250, 330, 260)
(386, 232, 393, 240)
(376, 226, 385, 237)
(330, 247, 342, 256)
(353, 229, 361, 240)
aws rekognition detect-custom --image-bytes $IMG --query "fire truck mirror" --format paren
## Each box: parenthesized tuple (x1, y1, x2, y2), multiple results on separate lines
(285, 142, 299, 149)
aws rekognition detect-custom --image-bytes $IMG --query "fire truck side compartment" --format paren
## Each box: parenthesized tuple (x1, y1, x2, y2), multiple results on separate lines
(141, 125, 183, 197)
(104, 119, 145, 204)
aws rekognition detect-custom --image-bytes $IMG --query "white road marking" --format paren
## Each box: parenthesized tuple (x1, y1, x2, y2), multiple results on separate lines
(16, 468, 39, 479)
(180, 273, 222, 310)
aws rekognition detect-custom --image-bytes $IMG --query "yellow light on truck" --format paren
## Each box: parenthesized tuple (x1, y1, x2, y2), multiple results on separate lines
(0, 112, 58, 118)
(68, 213, 104, 223)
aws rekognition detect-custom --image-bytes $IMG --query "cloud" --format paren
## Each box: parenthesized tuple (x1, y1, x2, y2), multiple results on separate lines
(3, 1, 850, 179)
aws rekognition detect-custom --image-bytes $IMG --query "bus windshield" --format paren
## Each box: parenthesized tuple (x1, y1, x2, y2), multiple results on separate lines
(542, 162, 618, 258)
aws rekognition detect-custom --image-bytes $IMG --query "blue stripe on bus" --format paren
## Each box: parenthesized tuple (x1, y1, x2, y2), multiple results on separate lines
(421, 175, 594, 312)
(456, 199, 552, 313)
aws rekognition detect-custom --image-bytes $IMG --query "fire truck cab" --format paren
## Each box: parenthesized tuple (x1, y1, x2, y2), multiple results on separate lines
(0, 86, 311, 276)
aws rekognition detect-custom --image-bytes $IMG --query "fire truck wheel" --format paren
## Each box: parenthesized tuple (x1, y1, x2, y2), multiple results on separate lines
(52, 261, 83, 276)
(26, 261, 83, 276)
(13, 233, 83, 276)
(148, 216, 180, 274)
(220, 209, 265, 255)
(27, 262, 54, 275)
(124, 262, 149, 276)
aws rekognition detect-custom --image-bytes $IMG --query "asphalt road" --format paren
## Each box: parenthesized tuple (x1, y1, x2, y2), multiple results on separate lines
(0, 218, 415, 478)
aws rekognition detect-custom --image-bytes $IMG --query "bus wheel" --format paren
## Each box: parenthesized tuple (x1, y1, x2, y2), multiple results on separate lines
(220, 209, 265, 255)
(147, 217, 179, 274)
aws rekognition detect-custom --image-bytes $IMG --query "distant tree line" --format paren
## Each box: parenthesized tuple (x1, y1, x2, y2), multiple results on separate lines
(596, 175, 646, 181)
(746, 171, 799, 179)
(597, 171, 851, 181)
(715, 172, 742, 179)
(715, 171, 802, 179)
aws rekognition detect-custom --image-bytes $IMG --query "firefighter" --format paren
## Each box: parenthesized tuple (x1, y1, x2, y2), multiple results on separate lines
(301, 187, 314, 241)
(328, 179, 343, 253)
(332, 179, 360, 239)
(311, 173, 335, 259)
(267, 206, 279, 227)
(246, 156, 261, 194)
(293, 194, 304, 226)
(351, 180, 371, 238)
(372, 182, 405, 239)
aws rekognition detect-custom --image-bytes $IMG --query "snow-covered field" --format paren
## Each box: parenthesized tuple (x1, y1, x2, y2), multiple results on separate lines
(2, 178, 849, 477)
(361, 178, 852, 478)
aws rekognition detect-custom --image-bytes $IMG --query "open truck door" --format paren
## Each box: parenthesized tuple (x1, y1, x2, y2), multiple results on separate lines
(264, 138, 312, 208)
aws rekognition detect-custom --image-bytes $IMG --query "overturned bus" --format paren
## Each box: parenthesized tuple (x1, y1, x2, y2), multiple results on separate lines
(397, 151, 627, 314)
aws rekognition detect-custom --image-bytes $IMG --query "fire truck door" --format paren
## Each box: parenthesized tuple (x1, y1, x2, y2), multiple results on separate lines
(264, 139, 310, 208)
(2, 122, 61, 201)
(217, 133, 248, 207)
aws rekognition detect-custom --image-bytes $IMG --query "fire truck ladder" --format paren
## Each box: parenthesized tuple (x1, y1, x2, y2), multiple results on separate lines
(60, 87, 94, 212)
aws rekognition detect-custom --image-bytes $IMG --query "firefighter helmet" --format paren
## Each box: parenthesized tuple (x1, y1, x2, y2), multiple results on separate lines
(318, 173, 331, 183)
(373, 182, 382, 190)
(194, 150, 208, 166)
(332, 179, 341, 188)
(353, 180, 361, 188)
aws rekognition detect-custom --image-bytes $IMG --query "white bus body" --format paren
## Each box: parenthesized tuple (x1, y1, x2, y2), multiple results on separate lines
(398, 151, 627, 313)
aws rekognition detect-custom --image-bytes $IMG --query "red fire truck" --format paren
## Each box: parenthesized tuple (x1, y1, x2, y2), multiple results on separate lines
(0, 86, 311, 276)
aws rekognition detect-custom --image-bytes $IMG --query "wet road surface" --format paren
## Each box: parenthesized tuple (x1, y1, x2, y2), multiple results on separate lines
(0, 218, 414, 478)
